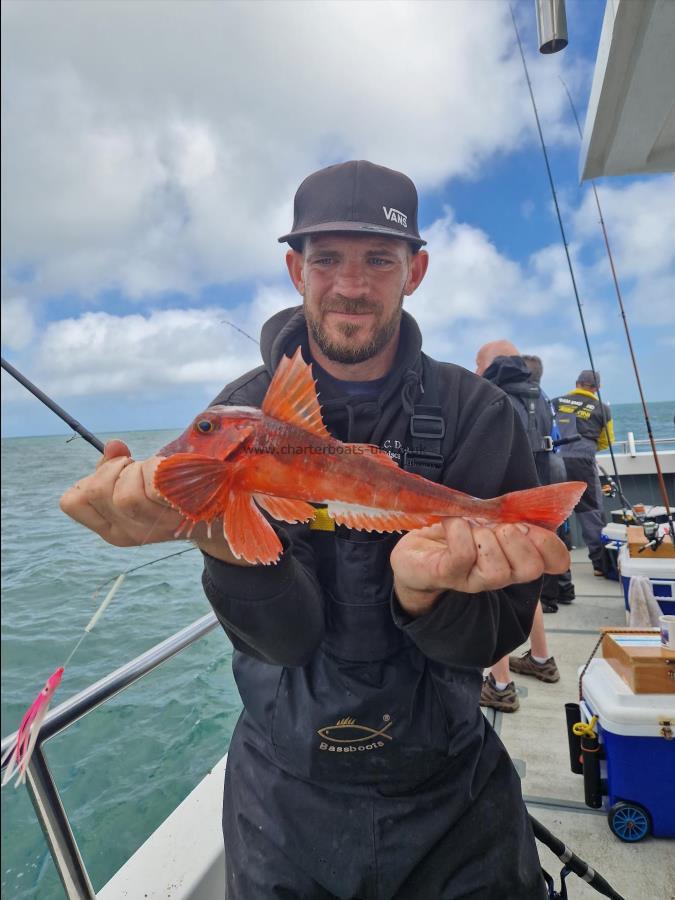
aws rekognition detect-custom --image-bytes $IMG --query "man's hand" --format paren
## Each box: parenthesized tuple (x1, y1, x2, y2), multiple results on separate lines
(391, 518, 570, 617)
(59, 440, 248, 564)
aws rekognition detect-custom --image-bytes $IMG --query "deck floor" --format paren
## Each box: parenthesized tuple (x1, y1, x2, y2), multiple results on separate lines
(486, 549, 675, 900)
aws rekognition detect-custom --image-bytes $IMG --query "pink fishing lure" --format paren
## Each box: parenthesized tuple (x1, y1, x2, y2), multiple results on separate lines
(1, 667, 64, 788)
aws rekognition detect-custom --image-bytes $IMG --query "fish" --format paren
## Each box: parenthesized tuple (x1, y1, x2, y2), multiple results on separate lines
(154, 347, 586, 565)
(1, 667, 64, 788)
(317, 717, 393, 743)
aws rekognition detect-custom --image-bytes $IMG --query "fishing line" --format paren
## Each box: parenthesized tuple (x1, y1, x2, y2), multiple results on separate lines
(559, 77, 674, 544)
(509, 8, 639, 523)
(221, 318, 260, 344)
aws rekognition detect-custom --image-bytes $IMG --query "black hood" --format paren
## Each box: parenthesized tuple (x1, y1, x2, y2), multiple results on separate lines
(482, 355, 533, 390)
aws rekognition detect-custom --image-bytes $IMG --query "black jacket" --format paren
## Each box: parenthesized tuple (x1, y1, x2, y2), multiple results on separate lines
(199, 307, 542, 788)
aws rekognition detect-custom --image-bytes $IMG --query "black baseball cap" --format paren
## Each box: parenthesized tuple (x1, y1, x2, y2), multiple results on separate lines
(279, 160, 426, 250)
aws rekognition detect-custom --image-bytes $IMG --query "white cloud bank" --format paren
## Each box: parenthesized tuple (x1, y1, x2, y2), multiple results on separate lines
(2, 0, 573, 303)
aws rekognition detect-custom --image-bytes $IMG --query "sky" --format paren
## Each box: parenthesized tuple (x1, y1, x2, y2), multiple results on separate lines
(2, 0, 674, 441)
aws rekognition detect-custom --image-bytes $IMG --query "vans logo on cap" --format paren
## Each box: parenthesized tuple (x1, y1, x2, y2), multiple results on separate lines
(382, 206, 407, 227)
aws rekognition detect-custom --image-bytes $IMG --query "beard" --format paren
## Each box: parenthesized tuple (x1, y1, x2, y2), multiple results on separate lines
(305, 294, 404, 364)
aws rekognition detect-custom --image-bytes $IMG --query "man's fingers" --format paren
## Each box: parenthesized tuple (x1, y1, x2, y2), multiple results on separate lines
(524, 526, 571, 574)
(492, 524, 547, 585)
(438, 518, 478, 581)
(141, 456, 173, 507)
(96, 439, 132, 469)
(469, 526, 513, 590)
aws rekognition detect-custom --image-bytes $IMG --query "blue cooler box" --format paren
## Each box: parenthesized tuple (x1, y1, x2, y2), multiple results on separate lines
(617, 544, 675, 616)
(580, 658, 675, 840)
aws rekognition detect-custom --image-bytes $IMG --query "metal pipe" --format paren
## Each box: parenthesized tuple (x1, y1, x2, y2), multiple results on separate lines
(26, 748, 96, 900)
(1, 612, 218, 758)
(565, 702, 584, 775)
(1, 611, 219, 899)
(535, 0, 568, 54)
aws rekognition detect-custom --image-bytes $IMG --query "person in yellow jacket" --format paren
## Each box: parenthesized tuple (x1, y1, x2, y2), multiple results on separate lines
(554, 370, 614, 575)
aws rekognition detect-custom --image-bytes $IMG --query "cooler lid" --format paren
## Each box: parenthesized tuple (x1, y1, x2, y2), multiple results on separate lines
(602, 523, 627, 543)
(580, 659, 675, 736)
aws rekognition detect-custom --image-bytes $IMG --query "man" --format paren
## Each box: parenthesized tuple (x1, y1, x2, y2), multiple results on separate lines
(475, 341, 560, 714)
(61, 160, 569, 899)
(554, 370, 614, 576)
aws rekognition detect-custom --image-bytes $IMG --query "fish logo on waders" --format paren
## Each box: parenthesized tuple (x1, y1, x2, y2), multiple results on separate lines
(317, 715, 393, 753)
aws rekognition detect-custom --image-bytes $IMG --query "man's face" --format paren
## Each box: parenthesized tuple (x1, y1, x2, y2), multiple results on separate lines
(286, 234, 427, 365)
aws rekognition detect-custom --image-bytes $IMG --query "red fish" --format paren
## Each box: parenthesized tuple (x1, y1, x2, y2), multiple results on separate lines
(154, 348, 585, 565)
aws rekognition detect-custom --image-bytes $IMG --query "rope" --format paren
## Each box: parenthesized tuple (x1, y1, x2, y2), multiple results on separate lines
(572, 716, 598, 739)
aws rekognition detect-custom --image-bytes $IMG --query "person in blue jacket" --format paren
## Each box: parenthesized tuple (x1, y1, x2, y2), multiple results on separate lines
(60, 161, 570, 899)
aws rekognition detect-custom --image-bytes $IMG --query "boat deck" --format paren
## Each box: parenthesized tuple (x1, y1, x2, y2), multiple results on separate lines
(488, 548, 674, 900)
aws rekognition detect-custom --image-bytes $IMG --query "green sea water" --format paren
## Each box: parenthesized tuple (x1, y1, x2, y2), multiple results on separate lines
(1, 401, 673, 898)
(1, 429, 242, 899)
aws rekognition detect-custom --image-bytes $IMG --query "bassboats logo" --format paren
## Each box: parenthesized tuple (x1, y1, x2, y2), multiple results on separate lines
(382, 206, 407, 227)
(317, 715, 393, 754)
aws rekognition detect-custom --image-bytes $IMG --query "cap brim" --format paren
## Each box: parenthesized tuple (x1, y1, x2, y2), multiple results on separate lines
(278, 220, 426, 247)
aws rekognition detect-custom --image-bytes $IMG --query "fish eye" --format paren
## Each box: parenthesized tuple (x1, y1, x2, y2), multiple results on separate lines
(196, 419, 215, 434)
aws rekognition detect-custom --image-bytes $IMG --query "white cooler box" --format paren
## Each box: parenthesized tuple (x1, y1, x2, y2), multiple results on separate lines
(580, 658, 675, 840)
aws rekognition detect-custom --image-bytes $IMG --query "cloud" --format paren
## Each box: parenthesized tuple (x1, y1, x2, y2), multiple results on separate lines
(2, 0, 574, 304)
(573, 178, 675, 279)
(21, 279, 300, 403)
(1, 298, 35, 350)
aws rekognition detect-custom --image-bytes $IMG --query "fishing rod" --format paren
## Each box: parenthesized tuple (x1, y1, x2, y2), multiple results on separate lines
(558, 78, 674, 546)
(1, 356, 104, 453)
(508, 7, 638, 524)
(531, 815, 625, 900)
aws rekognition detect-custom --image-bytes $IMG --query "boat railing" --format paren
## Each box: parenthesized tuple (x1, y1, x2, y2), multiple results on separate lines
(598, 436, 675, 457)
(0, 610, 219, 900)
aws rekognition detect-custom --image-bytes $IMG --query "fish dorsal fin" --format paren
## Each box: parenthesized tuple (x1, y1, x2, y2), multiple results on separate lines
(262, 348, 331, 440)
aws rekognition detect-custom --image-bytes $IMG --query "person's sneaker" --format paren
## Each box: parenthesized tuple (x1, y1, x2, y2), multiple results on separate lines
(480, 673, 520, 712)
(541, 599, 558, 613)
(593, 567, 605, 577)
(508, 650, 560, 683)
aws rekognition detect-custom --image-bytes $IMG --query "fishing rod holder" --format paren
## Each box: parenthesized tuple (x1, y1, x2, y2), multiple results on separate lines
(1, 611, 219, 900)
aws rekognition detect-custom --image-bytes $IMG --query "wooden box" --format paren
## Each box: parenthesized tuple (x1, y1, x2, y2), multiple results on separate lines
(626, 525, 675, 559)
(601, 628, 675, 694)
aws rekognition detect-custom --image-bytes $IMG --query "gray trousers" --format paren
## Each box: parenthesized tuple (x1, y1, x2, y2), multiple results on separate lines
(563, 456, 607, 568)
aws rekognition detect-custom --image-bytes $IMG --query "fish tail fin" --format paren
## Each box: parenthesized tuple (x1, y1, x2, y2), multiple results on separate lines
(497, 481, 586, 531)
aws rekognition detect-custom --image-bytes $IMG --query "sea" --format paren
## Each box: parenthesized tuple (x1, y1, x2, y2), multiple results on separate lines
(1, 400, 674, 899)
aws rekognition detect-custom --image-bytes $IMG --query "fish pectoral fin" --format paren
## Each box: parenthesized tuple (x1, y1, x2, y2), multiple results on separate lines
(343, 444, 400, 468)
(325, 501, 440, 533)
(224, 491, 284, 565)
(154, 453, 229, 521)
(261, 347, 332, 440)
(253, 494, 316, 524)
